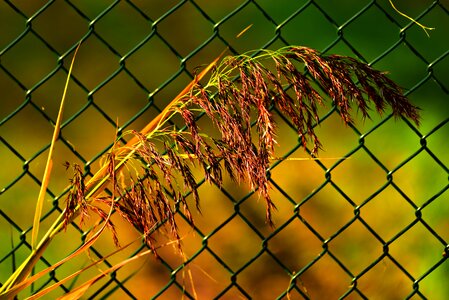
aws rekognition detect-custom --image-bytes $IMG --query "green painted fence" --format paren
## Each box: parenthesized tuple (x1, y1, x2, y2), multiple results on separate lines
(1, 1, 448, 299)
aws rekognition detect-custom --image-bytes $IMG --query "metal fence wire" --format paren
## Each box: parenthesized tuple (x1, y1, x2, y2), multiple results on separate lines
(1, 1, 448, 299)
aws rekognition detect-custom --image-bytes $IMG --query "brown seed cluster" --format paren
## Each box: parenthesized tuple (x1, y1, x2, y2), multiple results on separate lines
(64, 46, 420, 252)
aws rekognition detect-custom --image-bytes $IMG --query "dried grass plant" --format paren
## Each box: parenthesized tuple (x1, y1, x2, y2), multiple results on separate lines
(0, 45, 420, 299)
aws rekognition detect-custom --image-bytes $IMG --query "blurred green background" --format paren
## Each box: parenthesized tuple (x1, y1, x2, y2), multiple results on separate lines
(0, 0, 448, 299)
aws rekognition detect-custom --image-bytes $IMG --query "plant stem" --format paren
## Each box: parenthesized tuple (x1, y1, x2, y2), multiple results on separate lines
(0, 54, 221, 297)
(0, 213, 65, 295)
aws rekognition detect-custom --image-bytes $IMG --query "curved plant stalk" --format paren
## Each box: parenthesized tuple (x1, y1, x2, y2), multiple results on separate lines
(0, 51, 222, 299)
(0, 43, 81, 296)
(389, 0, 434, 37)
(54, 247, 154, 300)
(0, 204, 115, 300)
(0, 46, 420, 299)
(82, 53, 223, 201)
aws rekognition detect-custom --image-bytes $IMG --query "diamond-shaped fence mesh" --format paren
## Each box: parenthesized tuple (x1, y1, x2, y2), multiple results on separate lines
(1, 1, 448, 299)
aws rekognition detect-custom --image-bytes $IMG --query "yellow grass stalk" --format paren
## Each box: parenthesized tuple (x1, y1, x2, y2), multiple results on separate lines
(83, 52, 223, 200)
(0, 48, 223, 299)
(0, 204, 115, 300)
(31, 43, 81, 249)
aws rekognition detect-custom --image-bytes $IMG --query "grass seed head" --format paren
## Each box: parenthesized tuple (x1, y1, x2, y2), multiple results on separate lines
(64, 46, 420, 249)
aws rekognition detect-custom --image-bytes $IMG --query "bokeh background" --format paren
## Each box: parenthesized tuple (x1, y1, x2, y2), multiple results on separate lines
(0, 0, 448, 299)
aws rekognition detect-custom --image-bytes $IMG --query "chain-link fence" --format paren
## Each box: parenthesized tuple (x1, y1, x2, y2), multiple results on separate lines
(1, 1, 448, 299)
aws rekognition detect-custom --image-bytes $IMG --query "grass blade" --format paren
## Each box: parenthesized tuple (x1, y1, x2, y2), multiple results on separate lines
(0, 48, 221, 297)
(0, 201, 114, 300)
(31, 43, 81, 249)
(55, 248, 154, 300)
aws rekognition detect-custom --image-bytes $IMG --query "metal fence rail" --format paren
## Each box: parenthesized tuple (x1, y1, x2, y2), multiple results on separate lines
(1, 1, 448, 299)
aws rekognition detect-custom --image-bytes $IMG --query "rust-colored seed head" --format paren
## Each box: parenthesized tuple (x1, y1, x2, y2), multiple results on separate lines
(64, 46, 420, 252)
